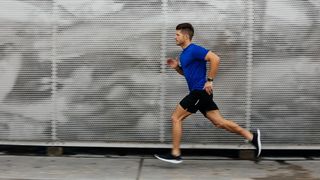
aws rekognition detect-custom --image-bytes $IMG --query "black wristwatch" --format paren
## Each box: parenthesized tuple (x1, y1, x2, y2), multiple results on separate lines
(207, 77, 214, 82)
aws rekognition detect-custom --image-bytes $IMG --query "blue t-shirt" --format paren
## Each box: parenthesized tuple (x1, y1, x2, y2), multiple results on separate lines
(179, 43, 209, 91)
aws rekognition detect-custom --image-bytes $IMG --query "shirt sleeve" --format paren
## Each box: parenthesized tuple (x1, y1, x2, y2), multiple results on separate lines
(193, 45, 209, 61)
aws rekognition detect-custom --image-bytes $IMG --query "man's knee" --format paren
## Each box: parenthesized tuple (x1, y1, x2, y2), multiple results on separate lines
(171, 115, 183, 124)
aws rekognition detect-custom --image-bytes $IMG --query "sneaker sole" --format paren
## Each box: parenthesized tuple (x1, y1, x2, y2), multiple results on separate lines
(256, 129, 261, 157)
(154, 154, 183, 164)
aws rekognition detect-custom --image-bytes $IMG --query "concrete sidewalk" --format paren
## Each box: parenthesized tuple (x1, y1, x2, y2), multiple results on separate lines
(0, 154, 319, 180)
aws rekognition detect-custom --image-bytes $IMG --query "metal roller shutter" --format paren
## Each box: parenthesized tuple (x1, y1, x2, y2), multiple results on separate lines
(0, 0, 319, 149)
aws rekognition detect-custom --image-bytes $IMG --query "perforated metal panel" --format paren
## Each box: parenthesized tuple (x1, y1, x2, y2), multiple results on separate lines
(0, 0, 53, 141)
(252, 0, 320, 146)
(53, 1, 163, 143)
(0, 0, 319, 149)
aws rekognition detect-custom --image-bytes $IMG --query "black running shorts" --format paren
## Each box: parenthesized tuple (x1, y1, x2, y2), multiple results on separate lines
(179, 90, 219, 115)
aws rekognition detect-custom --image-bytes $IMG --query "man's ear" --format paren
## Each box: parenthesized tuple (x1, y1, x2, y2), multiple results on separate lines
(184, 33, 190, 40)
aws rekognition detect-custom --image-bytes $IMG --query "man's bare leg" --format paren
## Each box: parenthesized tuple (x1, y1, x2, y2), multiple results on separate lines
(205, 110, 253, 140)
(205, 109, 262, 157)
(171, 104, 192, 156)
(154, 104, 191, 163)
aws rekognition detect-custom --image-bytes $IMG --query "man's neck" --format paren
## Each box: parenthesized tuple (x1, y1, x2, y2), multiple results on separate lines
(181, 42, 191, 49)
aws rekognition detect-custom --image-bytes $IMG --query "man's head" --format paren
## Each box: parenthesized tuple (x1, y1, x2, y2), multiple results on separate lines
(175, 23, 194, 46)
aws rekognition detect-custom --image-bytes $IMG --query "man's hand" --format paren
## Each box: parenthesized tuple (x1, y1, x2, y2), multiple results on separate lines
(167, 57, 184, 76)
(203, 81, 213, 95)
(167, 58, 179, 69)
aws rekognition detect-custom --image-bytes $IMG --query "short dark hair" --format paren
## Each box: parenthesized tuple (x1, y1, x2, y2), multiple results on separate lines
(176, 23, 194, 40)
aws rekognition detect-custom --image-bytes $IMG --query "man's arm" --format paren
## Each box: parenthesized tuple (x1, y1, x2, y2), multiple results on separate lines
(205, 51, 220, 79)
(167, 58, 184, 76)
(174, 66, 184, 76)
(203, 51, 220, 95)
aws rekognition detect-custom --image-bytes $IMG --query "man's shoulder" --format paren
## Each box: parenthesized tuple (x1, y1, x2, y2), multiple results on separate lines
(191, 43, 203, 47)
(190, 43, 207, 50)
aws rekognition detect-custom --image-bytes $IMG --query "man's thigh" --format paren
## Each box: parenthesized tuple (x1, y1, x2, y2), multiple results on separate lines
(172, 104, 192, 120)
(203, 109, 224, 123)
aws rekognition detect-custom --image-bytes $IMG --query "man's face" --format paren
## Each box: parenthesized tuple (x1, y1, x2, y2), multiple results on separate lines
(175, 30, 189, 46)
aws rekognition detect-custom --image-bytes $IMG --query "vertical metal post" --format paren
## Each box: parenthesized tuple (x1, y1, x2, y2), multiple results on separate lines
(159, 0, 168, 143)
(246, 0, 254, 132)
(51, 0, 58, 142)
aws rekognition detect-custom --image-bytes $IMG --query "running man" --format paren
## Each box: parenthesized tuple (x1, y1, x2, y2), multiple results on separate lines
(155, 23, 261, 164)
